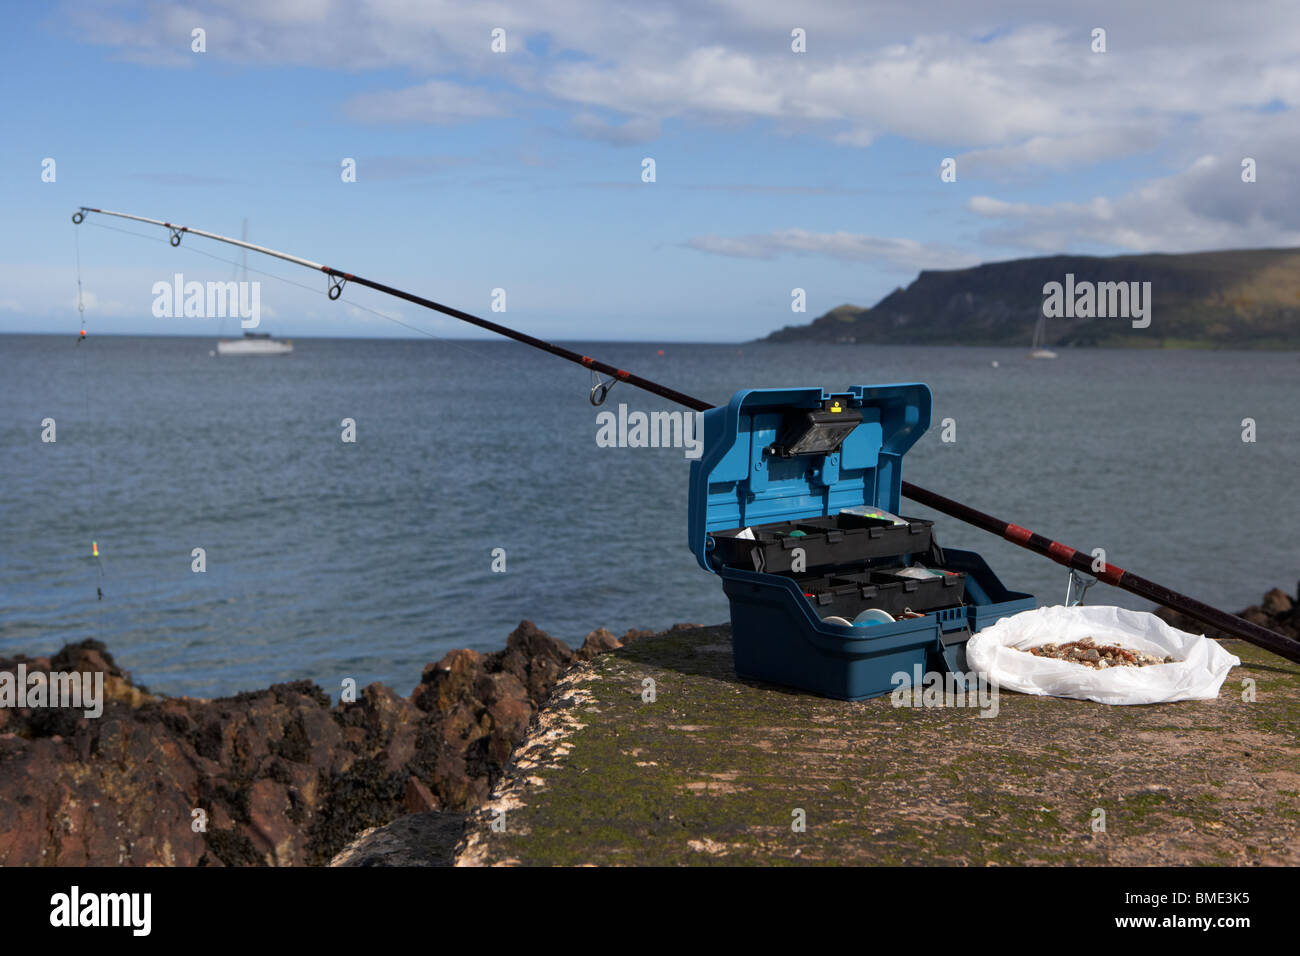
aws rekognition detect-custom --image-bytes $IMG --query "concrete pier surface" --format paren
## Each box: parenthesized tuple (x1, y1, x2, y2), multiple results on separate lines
(454, 623, 1300, 866)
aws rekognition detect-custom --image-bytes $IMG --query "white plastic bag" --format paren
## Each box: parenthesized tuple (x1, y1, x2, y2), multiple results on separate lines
(966, 605, 1241, 705)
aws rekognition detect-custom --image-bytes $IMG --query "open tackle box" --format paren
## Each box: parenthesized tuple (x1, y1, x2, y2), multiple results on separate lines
(688, 385, 1034, 701)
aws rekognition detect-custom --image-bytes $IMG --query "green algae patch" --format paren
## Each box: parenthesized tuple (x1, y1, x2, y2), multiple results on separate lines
(456, 626, 1300, 866)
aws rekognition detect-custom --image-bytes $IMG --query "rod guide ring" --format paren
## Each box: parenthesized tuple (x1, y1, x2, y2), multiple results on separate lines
(589, 372, 617, 406)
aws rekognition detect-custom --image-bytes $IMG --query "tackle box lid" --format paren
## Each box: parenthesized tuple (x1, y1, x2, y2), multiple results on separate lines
(688, 384, 932, 572)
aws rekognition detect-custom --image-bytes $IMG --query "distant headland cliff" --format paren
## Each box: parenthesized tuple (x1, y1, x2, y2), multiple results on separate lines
(763, 247, 1300, 348)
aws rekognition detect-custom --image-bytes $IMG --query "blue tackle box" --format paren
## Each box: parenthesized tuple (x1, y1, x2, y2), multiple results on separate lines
(688, 385, 1035, 701)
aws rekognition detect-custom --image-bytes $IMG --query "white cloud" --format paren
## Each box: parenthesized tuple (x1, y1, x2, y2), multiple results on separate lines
(832, 128, 875, 148)
(685, 229, 980, 271)
(349, 154, 473, 180)
(957, 126, 1162, 176)
(342, 81, 508, 124)
(968, 127, 1300, 252)
(70, 1, 1300, 164)
(569, 112, 661, 145)
(56, 0, 1300, 259)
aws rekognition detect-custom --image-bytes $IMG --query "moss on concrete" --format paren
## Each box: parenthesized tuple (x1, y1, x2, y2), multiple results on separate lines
(456, 625, 1300, 866)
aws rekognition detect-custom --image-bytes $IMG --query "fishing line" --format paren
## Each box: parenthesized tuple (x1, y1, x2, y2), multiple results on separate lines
(73, 223, 105, 608)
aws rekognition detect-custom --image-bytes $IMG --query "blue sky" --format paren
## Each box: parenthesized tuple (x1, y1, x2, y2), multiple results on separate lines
(2, 0, 1298, 340)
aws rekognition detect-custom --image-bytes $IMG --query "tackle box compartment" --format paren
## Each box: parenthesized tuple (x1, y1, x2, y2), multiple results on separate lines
(794, 566, 967, 620)
(688, 385, 1035, 701)
(708, 511, 935, 573)
(719, 558, 1032, 699)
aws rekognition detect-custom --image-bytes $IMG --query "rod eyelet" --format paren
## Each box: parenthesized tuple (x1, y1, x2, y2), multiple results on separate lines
(71, 211, 85, 224)
(589, 372, 617, 406)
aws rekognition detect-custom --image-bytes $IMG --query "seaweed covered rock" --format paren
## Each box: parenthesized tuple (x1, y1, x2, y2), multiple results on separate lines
(0, 621, 645, 867)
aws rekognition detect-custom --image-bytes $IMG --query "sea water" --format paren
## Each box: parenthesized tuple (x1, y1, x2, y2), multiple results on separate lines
(2, 334, 1295, 697)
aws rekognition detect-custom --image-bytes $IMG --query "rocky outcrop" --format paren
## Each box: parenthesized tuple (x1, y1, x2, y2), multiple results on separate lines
(328, 811, 467, 867)
(1155, 583, 1300, 642)
(0, 621, 650, 866)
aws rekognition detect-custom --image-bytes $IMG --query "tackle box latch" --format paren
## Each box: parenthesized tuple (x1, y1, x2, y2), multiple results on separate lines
(937, 607, 967, 633)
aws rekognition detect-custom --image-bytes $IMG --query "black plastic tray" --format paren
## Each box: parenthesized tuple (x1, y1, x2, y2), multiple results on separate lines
(793, 566, 966, 619)
(708, 512, 935, 573)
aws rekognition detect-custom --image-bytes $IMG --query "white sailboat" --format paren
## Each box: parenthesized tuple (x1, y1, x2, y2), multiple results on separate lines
(1029, 314, 1057, 359)
(216, 220, 293, 356)
(217, 331, 293, 355)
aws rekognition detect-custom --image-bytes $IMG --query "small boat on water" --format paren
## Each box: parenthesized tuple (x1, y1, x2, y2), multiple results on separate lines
(216, 331, 293, 355)
(1029, 314, 1057, 359)
(215, 219, 292, 356)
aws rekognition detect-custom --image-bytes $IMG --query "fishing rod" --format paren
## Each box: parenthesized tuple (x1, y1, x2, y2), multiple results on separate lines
(71, 207, 706, 412)
(72, 205, 1300, 666)
(901, 482, 1300, 665)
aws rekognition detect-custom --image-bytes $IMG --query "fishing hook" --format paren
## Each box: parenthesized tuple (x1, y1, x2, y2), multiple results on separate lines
(590, 371, 618, 406)
(328, 275, 347, 300)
